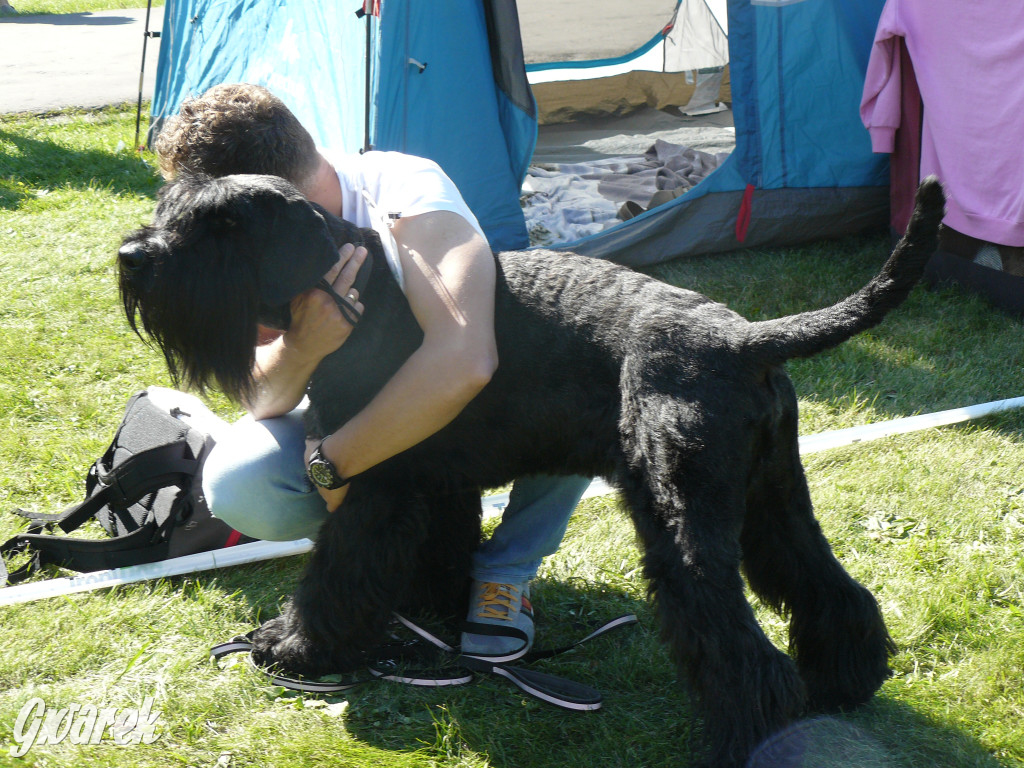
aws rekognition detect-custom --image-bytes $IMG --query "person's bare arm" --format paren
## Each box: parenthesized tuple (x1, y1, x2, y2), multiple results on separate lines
(311, 210, 498, 510)
(243, 245, 367, 420)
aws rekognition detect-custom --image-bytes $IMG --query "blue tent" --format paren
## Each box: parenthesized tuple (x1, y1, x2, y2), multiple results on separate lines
(149, 0, 890, 265)
(524, 0, 890, 264)
(149, 0, 536, 251)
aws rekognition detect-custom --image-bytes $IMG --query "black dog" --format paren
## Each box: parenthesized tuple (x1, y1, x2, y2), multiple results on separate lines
(118, 172, 944, 767)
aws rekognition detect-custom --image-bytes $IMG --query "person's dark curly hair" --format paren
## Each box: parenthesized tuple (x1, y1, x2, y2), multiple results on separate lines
(154, 83, 320, 187)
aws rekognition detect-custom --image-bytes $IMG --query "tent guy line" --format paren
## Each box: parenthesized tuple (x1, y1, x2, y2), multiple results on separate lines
(3, 395, 1022, 607)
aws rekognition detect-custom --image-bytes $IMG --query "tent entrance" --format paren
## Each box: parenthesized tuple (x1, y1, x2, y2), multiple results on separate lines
(524, 105, 735, 247)
(517, 0, 734, 247)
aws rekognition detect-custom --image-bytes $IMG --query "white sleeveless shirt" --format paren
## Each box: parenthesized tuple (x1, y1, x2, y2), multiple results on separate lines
(324, 150, 486, 292)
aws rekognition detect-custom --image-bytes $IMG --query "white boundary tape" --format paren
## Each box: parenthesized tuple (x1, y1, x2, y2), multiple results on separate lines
(0, 539, 314, 607)
(3, 396, 1023, 607)
(797, 396, 1024, 456)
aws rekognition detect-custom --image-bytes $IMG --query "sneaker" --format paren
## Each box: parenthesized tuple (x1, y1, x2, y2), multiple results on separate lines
(0, 5, 17, 14)
(460, 580, 534, 660)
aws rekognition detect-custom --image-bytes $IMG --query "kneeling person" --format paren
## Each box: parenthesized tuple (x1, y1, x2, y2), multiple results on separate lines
(153, 83, 590, 657)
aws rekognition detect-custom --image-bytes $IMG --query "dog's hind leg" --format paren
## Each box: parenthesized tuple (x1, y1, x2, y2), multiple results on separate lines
(621, 470, 806, 768)
(619, 392, 806, 767)
(740, 370, 894, 712)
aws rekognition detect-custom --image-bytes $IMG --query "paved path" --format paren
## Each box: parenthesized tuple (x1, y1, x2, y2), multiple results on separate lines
(0, 2, 680, 113)
(0, 6, 163, 114)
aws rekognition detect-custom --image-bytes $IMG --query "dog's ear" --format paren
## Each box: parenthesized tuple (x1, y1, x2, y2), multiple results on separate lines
(228, 177, 342, 330)
(117, 203, 262, 403)
(312, 202, 386, 259)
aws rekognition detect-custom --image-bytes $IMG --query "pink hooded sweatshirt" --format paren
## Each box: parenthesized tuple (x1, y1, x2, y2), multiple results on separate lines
(860, 0, 1024, 246)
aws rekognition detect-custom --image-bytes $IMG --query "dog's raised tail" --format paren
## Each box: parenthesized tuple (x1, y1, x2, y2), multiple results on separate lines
(742, 177, 945, 365)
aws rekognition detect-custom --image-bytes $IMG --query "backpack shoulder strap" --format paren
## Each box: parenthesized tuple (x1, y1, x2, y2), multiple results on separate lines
(1, 524, 169, 584)
(1, 442, 200, 585)
(53, 442, 200, 535)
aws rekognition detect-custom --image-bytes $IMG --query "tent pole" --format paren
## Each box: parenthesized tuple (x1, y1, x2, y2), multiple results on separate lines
(134, 0, 158, 151)
(363, 4, 372, 153)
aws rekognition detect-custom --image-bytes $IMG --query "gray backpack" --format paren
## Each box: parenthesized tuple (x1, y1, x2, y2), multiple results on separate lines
(1, 388, 253, 585)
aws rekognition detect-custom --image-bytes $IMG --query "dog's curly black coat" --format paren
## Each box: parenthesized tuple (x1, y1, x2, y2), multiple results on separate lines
(119, 172, 945, 767)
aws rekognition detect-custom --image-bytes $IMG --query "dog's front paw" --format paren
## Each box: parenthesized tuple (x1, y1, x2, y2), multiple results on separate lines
(250, 614, 333, 677)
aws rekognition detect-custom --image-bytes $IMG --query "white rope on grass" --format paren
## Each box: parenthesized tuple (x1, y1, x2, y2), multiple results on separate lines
(797, 395, 1024, 455)
(0, 539, 315, 607)
(2, 396, 1023, 607)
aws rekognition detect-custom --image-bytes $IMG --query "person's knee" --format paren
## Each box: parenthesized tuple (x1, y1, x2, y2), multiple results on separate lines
(201, 433, 318, 541)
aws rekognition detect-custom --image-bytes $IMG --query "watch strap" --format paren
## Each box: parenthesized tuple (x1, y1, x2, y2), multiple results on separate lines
(307, 438, 349, 490)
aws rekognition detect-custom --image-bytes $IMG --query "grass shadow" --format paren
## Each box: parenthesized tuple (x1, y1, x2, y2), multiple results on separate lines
(331, 575, 1005, 768)
(137, 560, 688, 764)
(0, 176, 32, 209)
(0, 123, 160, 206)
(339, 576, 690, 768)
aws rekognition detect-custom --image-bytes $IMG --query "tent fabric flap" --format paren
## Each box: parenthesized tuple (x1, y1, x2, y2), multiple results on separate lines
(373, 0, 534, 250)
(150, 0, 535, 252)
(149, 1, 369, 154)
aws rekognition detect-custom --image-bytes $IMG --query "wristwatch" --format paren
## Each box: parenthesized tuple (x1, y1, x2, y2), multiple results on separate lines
(306, 439, 349, 490)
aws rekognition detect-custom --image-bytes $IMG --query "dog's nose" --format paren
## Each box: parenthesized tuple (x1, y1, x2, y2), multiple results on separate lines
(118, 243, 149, 271)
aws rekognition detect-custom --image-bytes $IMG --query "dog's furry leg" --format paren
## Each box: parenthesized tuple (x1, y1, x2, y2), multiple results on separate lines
(618, 379, 806, 768)
(251, 481, 434, 675)
(622, 472, 806, 768)
(741, 370, 894, 711)
(409, 487, 481, 621)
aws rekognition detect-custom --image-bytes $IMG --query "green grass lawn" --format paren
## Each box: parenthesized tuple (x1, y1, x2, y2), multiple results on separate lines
(0, 106, 1022, 768)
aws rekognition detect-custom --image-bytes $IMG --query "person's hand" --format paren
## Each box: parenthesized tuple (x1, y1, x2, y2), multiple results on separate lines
(304, 438, 350, 512)
(283, 244, 367, 363)
(317, 484, 349, 513)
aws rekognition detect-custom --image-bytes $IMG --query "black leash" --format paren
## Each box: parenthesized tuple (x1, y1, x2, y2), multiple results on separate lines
(211, 611, 637, 711)
(314, 247, 374, 327)
(316, 279, 363, 326)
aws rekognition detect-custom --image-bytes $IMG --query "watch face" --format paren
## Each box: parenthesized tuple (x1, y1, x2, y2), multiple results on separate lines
(309, 459, 337, 488)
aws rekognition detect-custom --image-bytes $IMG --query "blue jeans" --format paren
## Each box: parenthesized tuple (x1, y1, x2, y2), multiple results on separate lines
(202, 406, 590, 584)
